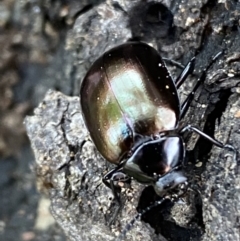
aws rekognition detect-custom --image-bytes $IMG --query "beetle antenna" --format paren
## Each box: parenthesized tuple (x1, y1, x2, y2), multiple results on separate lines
(116, 197, 168, 241)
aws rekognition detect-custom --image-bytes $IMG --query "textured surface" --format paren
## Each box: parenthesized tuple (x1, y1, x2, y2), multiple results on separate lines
(1, 0, 240, 241)
(25, 90, 160, 241)
(201, 93, 240, 241)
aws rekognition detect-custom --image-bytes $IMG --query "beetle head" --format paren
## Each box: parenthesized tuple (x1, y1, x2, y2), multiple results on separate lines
(124, 136, 187, 195)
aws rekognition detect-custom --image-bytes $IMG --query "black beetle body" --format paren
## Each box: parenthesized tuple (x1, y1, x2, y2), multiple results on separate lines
(81, 42, 179, 163)
(80, 42, 187, 195)
(80, 42, 233, 198)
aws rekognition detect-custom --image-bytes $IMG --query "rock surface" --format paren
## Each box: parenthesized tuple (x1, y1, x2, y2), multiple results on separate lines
(1, 0, 240, 241)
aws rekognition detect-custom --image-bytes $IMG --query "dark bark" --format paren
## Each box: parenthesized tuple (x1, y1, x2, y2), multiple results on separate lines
(25, 1, 240, 241)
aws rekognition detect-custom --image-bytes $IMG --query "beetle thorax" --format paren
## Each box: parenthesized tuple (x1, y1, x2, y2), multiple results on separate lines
(123, 136, 185, 188)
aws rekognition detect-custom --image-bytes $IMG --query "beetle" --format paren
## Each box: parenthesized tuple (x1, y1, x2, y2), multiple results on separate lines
(80, 42, 235, 214)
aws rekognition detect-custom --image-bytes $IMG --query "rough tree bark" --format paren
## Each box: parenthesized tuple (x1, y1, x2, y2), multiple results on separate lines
(25, 1, 240, 241)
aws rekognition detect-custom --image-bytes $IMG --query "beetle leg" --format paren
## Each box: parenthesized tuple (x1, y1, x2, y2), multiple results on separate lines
(162, 57, 185, 69)
(116, 181, 189, 241)
(180, 124, 237, 160)
(103, 167, 131, 225)
(162, 56, 195, 88)
(102, 166, 131, 203)
(116, 196, 169, 241)
(175, 57, 195, 88)
(180, 52, 222, 119)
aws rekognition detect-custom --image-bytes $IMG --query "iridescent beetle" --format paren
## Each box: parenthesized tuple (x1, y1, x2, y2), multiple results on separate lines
(80, 42, 236, 238)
